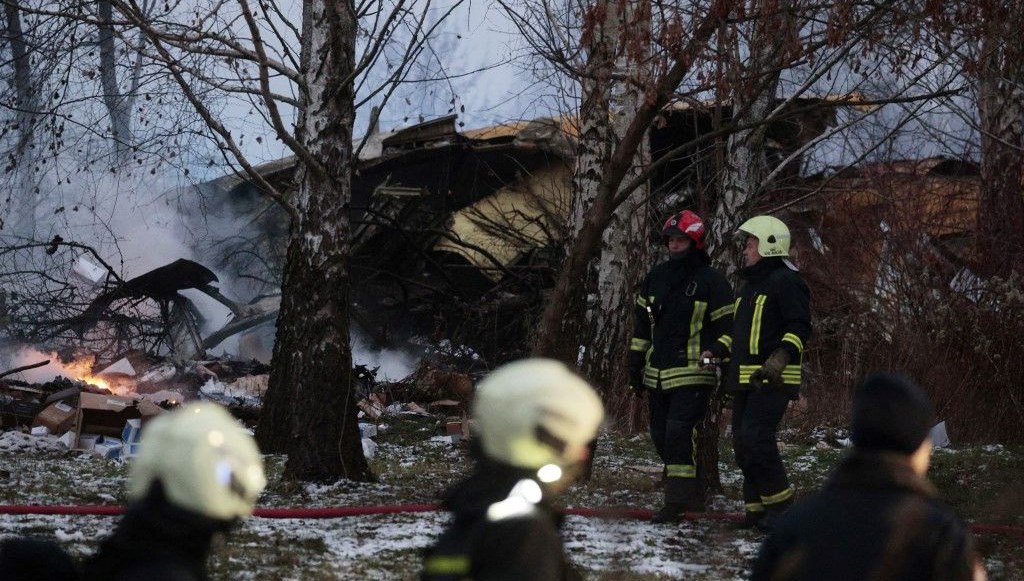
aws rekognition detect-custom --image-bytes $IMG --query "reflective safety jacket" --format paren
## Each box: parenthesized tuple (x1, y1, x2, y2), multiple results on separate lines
(421, 461, 582, 581)
(630, 249, 734, 390)
(719, 257, 811, 395)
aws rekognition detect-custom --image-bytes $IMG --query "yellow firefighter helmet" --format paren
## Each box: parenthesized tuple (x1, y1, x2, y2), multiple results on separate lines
(129, 402, 266, 521)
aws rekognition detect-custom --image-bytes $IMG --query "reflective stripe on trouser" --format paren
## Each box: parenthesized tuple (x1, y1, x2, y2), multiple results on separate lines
(642, 366, 716, 389)
(422, 553, 470, 578)
(649, 387, 710, 504)
(731, 389, 792, 509)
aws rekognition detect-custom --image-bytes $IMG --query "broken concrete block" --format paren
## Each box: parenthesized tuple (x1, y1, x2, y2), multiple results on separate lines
(361, 437, 378, 459)
(358, 422, 377, 438)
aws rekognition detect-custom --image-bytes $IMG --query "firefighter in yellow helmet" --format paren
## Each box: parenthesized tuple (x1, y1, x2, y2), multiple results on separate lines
(702, 215, 811, 531)
(83, 403, 266, 581)
(421, 359, 604, 581)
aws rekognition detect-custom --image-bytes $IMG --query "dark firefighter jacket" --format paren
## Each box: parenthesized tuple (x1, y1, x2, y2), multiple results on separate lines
(630, 248, 734, 390)
(82, 483, 232, 581)
(421, 460, 581, 581)
(718, 257, 810, 395)
(752, 450, 978, 581)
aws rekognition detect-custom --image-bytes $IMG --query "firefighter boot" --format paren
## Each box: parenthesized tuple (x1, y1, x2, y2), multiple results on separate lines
(652, 478, 703, 523)
(756, 497, 794, 533)
(734, 510, 766, 530)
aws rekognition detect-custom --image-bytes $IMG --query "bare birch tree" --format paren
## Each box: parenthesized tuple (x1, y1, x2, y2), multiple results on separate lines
(110, 0, 460, 481)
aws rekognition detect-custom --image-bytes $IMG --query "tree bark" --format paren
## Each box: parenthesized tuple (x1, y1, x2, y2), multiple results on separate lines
(256, 0, 370, 482)
(570, 0, 652, 412)
(4, 0, 37, 236)
(97, 0, 132, 160)
(977, 5, 1024, 276)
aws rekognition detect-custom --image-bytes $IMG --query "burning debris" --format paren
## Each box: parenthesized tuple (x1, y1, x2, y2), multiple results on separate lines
(0, 346, 275, 459)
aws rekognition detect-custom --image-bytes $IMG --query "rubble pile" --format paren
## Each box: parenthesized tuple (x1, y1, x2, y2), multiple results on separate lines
(0, 352, 271, 461)
(1, 345, 488, 462)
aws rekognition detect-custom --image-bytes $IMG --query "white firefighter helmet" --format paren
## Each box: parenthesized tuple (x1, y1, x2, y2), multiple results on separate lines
(129, 402, 266, 521)
(472, 358, 604, 470)
(738, 215, 791, 257)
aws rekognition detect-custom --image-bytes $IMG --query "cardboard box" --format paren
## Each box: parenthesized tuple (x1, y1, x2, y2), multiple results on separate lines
(76, 393, 138, 438)
(34, 401, 77, 434)
(94, 438, 122, 460)
(74, 393, 165, 447)
(121, 418, 142, 444)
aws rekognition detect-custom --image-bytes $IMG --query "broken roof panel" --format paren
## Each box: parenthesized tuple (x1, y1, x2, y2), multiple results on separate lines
(433, 164, 571, 282)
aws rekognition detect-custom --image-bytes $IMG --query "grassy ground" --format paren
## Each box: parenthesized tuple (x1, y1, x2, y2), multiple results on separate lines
(1, 413, 1022, 579)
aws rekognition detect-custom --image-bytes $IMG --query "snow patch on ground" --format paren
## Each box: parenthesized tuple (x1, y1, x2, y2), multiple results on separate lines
(0, 431, 67, 453)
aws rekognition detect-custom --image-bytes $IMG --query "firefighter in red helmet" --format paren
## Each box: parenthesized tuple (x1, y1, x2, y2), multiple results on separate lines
(629, 210, 734, 522)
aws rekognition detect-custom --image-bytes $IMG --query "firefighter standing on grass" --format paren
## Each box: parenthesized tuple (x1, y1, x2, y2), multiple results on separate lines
(702, 215, 811, 531)
(421, 358, 604, 581)
(629, 210, 734, 523)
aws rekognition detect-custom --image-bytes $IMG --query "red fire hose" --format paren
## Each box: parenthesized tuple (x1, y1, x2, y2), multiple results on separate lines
(1, 503, 1021, 539)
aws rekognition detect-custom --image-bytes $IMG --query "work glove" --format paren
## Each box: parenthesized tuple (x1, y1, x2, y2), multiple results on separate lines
(749, 348, 790, 390)
(628, 354, 646, 397)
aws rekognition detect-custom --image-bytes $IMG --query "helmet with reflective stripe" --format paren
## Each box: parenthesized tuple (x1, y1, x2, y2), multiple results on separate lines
(738, 215, 791, 257)
(661, 210, 706, 249)
(473, 358, 604, 470)
(129, 403, 266, 521)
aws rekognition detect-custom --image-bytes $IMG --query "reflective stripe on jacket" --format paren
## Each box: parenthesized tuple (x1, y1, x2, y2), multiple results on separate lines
(725, 257, 811, 394)
(630, 249, 733, 390)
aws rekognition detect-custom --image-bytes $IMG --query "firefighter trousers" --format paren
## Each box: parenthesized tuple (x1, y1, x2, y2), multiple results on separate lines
(649, 386, 710, 504)
(731, 388, 793, 512)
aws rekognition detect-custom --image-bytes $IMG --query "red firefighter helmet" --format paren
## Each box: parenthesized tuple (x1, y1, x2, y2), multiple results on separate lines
(661, 210, 706, 249)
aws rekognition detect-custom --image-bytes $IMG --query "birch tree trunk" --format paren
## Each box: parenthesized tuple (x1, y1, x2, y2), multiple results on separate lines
(256, 0, 370, 482)
(98, 0, 132, 161)
(569, 1, 651, 403)
(4, 0, 37, 236)
(977, 4, 1024, 276)
(533, 0, 726, 367)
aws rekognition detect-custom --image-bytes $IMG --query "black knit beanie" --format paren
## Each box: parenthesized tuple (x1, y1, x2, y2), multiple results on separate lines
(851, 372, 935, 454)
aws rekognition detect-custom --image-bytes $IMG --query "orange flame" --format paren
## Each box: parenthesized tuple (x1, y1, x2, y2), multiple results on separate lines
(62, 354, 134, 396)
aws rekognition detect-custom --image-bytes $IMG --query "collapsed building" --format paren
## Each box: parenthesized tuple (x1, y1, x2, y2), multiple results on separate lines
(195, 98, 845, 363)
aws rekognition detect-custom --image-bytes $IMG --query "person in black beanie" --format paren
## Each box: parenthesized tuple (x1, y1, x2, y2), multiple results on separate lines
(751, 373, 987, 581)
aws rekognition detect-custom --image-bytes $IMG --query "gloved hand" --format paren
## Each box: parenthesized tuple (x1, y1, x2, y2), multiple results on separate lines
(628, 357, 646, 396)
(749, 348, 790, 390)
